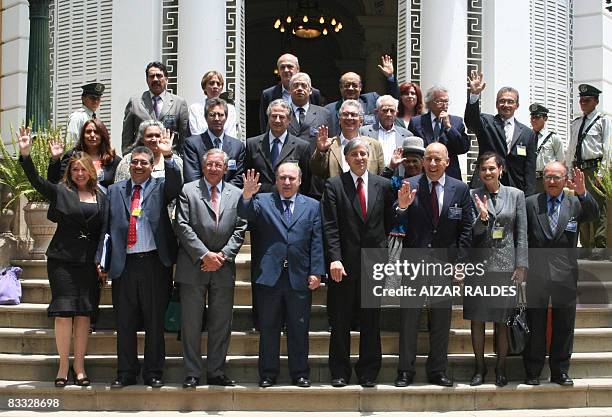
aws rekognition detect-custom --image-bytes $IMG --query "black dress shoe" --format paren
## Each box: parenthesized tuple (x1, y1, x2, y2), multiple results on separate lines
(495, 372, 508, 387)
(258, 377, 275, 388)
(470, 373, 486, 386)
(394, 371, 413, 387)
(207, 375, 236, 386)
(428, 373, 453, 387)
(293, 377, 311, 388)
(551, 373, 574, 386)
(524, 376, 540, 385)
(331, 377, 347, 387)
(359, 379, 376, 388)
(110, 377, 137, 389)
(182, 376, 200, 388)
(145, 377, 164, 388)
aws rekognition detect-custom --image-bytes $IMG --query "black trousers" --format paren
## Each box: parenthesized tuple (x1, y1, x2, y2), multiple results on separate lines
(327, 276, 381, 382)
(112, 253, 171, 381)
(256, 270, 311, 380)
(523, 280, 576, 378)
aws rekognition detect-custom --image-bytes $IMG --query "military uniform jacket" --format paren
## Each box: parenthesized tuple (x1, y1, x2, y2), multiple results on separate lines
(535, 129, 565, 172)
(566, 110, 611, 175)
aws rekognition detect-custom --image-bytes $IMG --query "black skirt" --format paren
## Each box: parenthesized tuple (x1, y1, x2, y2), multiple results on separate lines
(463, 271, 515, 323)
(46, 258, 98, 317)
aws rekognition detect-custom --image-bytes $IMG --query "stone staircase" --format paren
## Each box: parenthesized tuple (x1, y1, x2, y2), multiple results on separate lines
(2, 240, 612, 412)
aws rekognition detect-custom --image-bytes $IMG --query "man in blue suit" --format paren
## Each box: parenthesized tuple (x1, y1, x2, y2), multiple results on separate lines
(408, 86, 470, 180)
(98, 140, 182, 389)
(238, 162, 325, 388)
(182, 98, 245, 187)
(395, 142, 473, 387)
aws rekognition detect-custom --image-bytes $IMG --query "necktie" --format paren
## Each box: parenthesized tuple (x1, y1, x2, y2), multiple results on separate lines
(92, 112, 97, 119)
(298, 108, 305, 126)
(431, 181, 439, 225)
(490, 192, 498, 209)
(283, 199, 292, 222)
(127, 184, 141, 248)
(575, 116, 587, 163)
(271, 137, 281, 166)
(210, 185, 219, 215)
(504, 120, 513, 151)
(214, 138, 222, 149)
(356, 177, 367, 219)
(153, 96, 162, 119)
(433, 118, 441, 141)
(548, 198, 559, 233)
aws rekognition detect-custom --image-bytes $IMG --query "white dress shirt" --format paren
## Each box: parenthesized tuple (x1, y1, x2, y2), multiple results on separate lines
(376, 122, 399, 166)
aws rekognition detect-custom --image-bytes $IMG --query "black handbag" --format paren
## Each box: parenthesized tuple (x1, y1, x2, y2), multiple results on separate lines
(507, 284, 530, 356)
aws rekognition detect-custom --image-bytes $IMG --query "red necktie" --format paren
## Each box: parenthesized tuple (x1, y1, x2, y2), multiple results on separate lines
(357, 177, 366, 219)
(127, 184, 141, 248)
(431, 180, 439, 224)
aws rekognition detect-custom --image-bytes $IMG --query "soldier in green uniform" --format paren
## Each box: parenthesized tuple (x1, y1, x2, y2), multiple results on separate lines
(529, 103, 566, 193)
(566, 84, 611, 256)
(66, 82, 105, 141)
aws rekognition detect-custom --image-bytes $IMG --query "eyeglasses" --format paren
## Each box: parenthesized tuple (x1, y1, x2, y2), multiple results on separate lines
(205, 162, 225, 169)
(497, 99, 517, 105)
(341, 82, 360, 89)
(432, 100, 449, 106)
(130, 159, 151, 167)
(207, 112, 225, 119)
(340, 111, 360, 119)
(543, 175, 565, 182)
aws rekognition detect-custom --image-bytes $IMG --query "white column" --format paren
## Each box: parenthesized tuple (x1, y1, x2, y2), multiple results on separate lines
(177, 0, 226, 108)
(573, 1, 612, 116)
(1, 0, 29, 144)
(110, 0, 161, 151)
(481, 0, 531, 122)
(419, 0, 467, 173)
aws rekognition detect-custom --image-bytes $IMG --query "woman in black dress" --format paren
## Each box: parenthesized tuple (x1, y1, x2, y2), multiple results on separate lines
(18, 126, 106, 387)
(464, 152, 528, 387)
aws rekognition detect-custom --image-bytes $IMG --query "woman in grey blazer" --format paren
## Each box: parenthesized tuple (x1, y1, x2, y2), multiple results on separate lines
(465, 152, 528, 387)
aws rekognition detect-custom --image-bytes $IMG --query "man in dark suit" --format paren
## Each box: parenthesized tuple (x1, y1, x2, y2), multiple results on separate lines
(174, 148, 247, 388)
(287, 72, 331, 199)
(321, 138, 395, 387)
(246, 99, 312, 195)
(238, 163, 325, 388)
(325, 55, 400, 137)
(523, 161, 598, 386)
(259, 53, 323, 132)
(99, 140, 182, 389)
(465, 70, 536, 195)
(360, 95, 414, 166)
(122, 61, 190, 154)
(408, 86, 470, 180)
(182, 98, 245, 187)
(245, 98, 312, 329)
(394, 142, 473, 387)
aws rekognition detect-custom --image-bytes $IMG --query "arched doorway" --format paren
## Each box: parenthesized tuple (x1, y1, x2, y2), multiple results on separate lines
(244, 0, 398, 138)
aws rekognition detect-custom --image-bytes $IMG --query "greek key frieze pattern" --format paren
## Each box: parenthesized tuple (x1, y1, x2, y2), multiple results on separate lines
(410, 0, 421, 83)
(162, 0, 179, 95)
(466, 0, 483, 179)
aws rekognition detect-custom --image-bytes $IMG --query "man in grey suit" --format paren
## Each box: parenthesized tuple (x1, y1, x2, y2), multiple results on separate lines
(174, 148, 248, 388)
(360, 95, 414, 167)
(122, 61, 190, 155)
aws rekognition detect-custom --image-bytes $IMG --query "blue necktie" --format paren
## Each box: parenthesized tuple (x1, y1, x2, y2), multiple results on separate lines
(283, 200, 292, 222)
(548, 198, 559, 233)
(271, 137, 281, 166)
(214, 138, 222, 149)
(433, 118, 441, 141)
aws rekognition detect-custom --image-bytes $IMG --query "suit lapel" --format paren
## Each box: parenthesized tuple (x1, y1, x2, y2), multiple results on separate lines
(142, 92, 156, 119)
(365, 173, 378, 220)
(330, 136, 343, 173)
(422, 112, 435, 144)
(141, 178, 160, 205)
(303, 107, 316, 130)
(289, 111, 301, 135)
(277, 134, 296, 166)
(417, 175, 434, 224)
(121, 181, 132, 214)
(257, 134, 274, 174)
(202, 131, 214, 150)
(535, 193, 554, 240)
(287, 194, 306, 229)
(493, 115, 509, 153)
(508, 121, 524, 152)
(273, 192, 290, 228)
(158, 90, 173, 119)
(494, 184, 506, 216)
(553, 195, 571, 241)
(440, 179, 455, 221)
(198, 179, 216, 217)
(218, 182, 232, 218)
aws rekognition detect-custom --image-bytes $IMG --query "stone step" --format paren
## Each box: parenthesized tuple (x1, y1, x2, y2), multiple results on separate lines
(1, 378, 612, 412)
(1, 352, 612, 383)
(2, 304, 611, 331)
(2, 327, 612, 356)
(18, 279, 328, 306)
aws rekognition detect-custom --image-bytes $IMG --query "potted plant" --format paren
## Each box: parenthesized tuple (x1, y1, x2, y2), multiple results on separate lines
(591, 163, 612, 255)
(0, 126, 67, 258)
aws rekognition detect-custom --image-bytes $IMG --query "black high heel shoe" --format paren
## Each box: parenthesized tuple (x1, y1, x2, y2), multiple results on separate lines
(470, 369, 487, 386)
(54, 376, 68, 387)
(71, 367, 91, 387)
(495, 369, 508, 387)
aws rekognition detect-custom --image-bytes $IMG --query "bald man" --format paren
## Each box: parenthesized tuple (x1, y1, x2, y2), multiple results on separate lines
(325, 55, 400, 137)
(259, 53, 323, 132)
